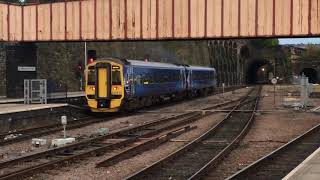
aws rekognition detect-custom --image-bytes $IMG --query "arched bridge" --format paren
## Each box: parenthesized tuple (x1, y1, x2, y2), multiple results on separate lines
(0, 0, 319, 42)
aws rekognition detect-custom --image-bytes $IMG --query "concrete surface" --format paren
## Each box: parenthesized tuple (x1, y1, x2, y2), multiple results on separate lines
(0, 103, 68, 115)
(0, 91, 84, 104)
(283, 147, 320, 180)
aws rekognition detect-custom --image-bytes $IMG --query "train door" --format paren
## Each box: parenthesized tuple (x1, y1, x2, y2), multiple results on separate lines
(181, 69, 185, 89)
(96, 63, 111, 99)
(186, 69, 192, 90)
(125, 66, 135, 97)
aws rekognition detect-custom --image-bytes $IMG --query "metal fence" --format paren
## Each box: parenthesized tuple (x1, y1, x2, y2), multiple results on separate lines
(24, 79, 47, 104)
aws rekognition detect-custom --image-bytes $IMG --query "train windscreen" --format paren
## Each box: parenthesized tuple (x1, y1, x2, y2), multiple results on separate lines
(112, 70, 121, 85)
(87, 70, 96, 85)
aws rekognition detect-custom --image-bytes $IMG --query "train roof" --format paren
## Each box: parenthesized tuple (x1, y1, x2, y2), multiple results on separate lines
(96, 58, 215, 71)
(187, 65, 216, 71)
(127, 60, 185, 69)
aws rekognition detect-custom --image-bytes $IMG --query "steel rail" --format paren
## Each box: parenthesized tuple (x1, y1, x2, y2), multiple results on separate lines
(227, 123, 320, 180)
(0, 116, 111, 146)
(95, 125, 197, 168)
(0, 87, 249, 147)
(190, 96, 260, 179)
(0, 91, 252, 180)
(126, 87, 261, 180)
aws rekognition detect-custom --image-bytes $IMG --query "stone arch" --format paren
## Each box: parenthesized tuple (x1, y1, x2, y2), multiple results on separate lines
(246, 59, 272, 84)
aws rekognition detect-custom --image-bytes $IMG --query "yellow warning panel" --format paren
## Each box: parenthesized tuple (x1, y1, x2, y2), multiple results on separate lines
(98, 68, 108, 98)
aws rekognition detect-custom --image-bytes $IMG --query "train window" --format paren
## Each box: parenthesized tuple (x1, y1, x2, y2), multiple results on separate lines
(112, 70, 122, 85)
(87, 70, 96, 85)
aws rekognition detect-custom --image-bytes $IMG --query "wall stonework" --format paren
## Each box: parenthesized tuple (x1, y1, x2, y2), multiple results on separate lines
(0, 44, 6, 96)
(208, 40, 248, 87)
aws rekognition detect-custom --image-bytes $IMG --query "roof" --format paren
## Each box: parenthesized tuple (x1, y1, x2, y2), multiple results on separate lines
(188, 65, 216, 71)
(94, 58, 215, 71)
(127, 60, 185, 69)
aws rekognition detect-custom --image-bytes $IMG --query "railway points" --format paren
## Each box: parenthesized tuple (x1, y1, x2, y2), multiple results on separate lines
(0, 39, 320, 179)
(0, 2, 319, 178)
(0, 92, 248, 179)
(0, 84, 318, 179)
(0, 87, 251, 179)
(126, 87, 261, 179)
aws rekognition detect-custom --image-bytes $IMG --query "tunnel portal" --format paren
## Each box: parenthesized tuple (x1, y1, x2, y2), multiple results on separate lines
(246, 60, 273, 84)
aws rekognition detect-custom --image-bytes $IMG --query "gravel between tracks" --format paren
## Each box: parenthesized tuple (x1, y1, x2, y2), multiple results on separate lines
(32, 112, 227, 180)
(205, 85, 320, 180)
(0, 88, 250, 162)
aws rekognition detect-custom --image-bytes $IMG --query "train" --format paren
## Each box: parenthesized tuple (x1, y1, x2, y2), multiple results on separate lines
(85, 58, 217, 112)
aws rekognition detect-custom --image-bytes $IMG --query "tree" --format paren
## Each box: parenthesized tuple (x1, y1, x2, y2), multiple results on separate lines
(302, 45, 320, 60)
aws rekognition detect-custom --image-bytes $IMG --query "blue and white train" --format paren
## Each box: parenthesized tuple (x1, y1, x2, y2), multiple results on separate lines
(85, 57, 217, 112)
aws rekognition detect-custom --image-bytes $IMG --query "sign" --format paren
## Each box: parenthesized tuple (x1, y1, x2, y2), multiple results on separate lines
(18, 66, 36, 72)
(271, 78, 277, 85)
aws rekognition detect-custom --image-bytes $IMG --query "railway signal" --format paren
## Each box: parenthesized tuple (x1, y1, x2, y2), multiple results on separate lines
(77, 61, 83, 72)
(87, 50, 97, 64)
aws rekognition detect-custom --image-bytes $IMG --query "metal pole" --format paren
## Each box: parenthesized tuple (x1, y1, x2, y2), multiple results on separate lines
(274, 84, 276, 106)
(63, 125, 66, 139)
(274, 58, 276, 79)
(274, 58, 276, 107)
(84, 42, 87, 67)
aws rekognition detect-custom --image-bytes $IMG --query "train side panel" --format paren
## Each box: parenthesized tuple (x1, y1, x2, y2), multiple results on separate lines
(188, 66, 217, 94)
(131, 66, 185, 98)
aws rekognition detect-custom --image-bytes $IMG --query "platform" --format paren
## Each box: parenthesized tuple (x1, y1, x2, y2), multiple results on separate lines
(283, 147, 320, 180)
(0, 103, 68, 115)
(0, 91, 84, 104)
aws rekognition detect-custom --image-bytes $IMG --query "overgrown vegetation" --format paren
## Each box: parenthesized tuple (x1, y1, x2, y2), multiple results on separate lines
(246, 39, 292, 80)
(301, 45, 320, 60)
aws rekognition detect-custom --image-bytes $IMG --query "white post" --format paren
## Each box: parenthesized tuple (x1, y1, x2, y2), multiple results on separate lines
(61, 116, 67, 139)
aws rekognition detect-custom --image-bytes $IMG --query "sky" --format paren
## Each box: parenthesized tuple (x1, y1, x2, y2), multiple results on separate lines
(278, 38, 320, 45)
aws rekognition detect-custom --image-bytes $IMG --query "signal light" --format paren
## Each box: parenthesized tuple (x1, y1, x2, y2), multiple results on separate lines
(87, 50, 97, 65)
(88, 58, 94, 64)
(77, 61, 83, 72)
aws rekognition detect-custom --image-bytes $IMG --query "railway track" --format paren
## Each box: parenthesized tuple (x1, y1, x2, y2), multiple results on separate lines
(126, 87, 261, 180)
(0, 87, 246, 147)
(0, 116, 112, 146)
(0, 91, 252, 180)
(227, 123, 320, 180)
(0, 88, 251, 147)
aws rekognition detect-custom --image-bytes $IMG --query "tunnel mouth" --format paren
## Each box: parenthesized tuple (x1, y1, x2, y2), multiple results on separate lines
(300, 68, 319, 84)
(246, 59, 272, 84)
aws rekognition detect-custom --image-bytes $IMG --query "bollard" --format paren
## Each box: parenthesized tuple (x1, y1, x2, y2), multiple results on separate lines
(61, 116, 67, 139)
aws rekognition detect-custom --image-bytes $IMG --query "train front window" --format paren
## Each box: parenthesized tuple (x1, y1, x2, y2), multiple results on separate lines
(112, 70, 122, 85)
(87, 70, 96, 85)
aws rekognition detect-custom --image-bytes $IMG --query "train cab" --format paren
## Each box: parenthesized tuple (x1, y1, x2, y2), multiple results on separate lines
(85, 59, 125, 112)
